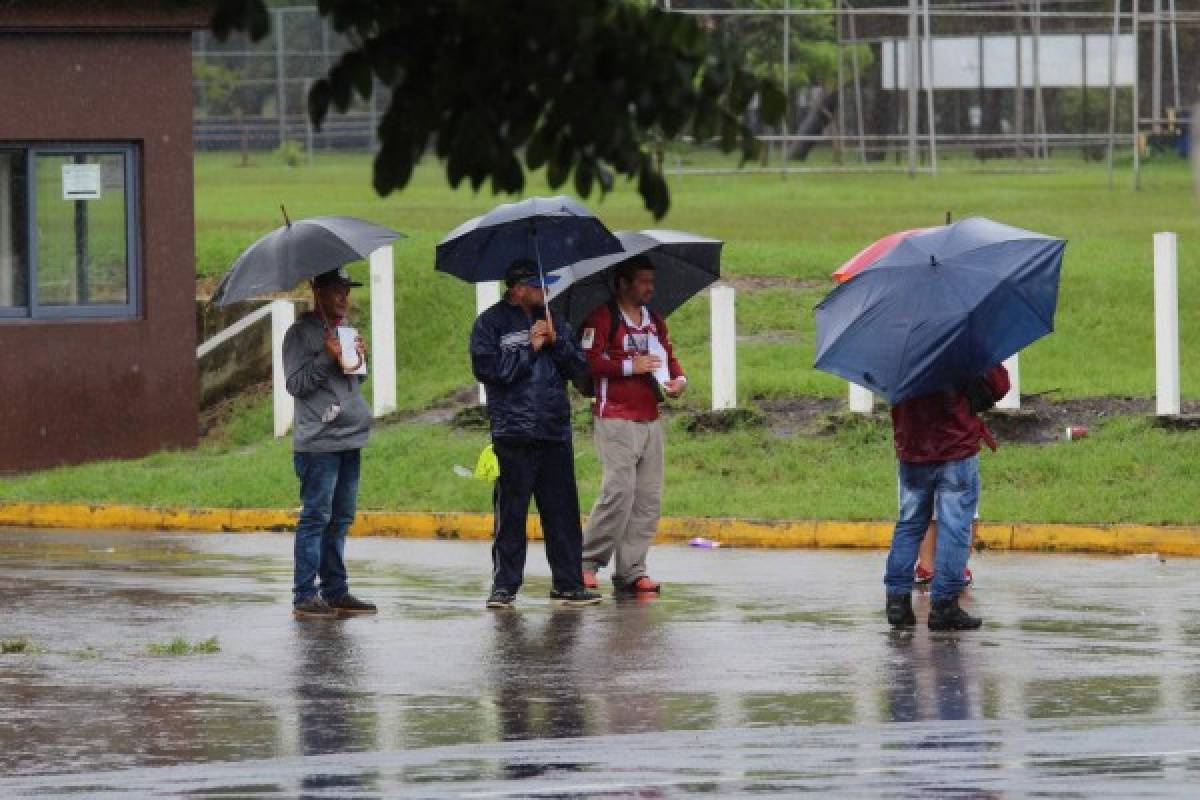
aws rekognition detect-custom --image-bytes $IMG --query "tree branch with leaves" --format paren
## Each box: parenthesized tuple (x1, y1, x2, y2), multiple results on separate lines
(209, 0, 784, 218)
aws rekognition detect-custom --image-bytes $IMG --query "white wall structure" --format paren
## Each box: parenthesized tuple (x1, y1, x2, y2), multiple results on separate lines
(270, 299, 296, 437)
(848, 382, 874, 413)
(1154, 231, 1181, 416)
(196, 298, 296, 438)
(369, 245, 397, 418)
(475, 281, 502, 404)
(710, 284, 737, 410)
(996, 354, 1021, 410)
(882, 33, 1135, 90)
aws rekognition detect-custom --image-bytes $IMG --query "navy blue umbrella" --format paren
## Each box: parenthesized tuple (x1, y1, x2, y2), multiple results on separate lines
(435, 195, 621, 285)
(814, 217, 1066, 405)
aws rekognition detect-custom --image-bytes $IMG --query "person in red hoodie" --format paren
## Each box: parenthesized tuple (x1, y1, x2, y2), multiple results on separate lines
(885, 363, 1010, 631)
(579, 258, 686, 595)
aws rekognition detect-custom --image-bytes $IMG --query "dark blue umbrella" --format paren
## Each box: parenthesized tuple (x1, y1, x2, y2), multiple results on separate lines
(435, 195, 622, 285)
(814, 217, 1066, 405)
(544, 229, 723, 330)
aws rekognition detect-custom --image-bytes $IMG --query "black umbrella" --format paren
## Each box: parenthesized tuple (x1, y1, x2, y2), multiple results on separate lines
(212, 213, 404, 306)
(545, 229, 723, 330)
(434, 195, 621, 287)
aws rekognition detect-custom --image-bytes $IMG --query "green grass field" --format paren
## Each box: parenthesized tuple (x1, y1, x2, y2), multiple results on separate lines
(1, 149, 1197, 525)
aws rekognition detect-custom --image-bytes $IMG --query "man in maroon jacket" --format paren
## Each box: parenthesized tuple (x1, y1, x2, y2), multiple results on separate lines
(885, 364, 1010, 631)
(579, 258, 686, 595)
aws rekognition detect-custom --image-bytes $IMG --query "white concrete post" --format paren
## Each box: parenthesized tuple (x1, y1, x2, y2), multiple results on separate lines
(476, 281, 502, 404)
(270, 299, 296, 437)
(995, 354, 1021, 410)
(848, 382, 874, 413)
(710, 284, 737, 410)
(1154, 231, 1181, 416)
(369, 246, 397, 417)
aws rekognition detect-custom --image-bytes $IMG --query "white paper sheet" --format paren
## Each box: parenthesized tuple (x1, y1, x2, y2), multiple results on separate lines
(648, 334, 670, 386)
(337, 326, 367, 375)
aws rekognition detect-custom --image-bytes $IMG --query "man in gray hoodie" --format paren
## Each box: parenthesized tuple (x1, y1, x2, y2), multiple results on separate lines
(283, 268, 377, 619)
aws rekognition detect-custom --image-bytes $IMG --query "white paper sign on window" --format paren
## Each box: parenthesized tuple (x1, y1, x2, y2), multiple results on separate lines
(62, 164, 102, 200)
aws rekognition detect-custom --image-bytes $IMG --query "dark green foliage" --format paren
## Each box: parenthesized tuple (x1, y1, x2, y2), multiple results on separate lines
(208, 0, 784, 218)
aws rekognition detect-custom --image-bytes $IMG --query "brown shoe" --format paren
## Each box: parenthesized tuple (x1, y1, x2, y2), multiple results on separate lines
(293, 596, 337, 619)
(328, 593, 378, 616)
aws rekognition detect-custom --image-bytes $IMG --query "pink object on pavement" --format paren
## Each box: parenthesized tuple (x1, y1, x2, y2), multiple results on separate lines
(688, 537, 721, 549)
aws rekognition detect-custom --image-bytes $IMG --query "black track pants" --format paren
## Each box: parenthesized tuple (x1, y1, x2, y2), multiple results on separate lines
(491, 437, 585, 594)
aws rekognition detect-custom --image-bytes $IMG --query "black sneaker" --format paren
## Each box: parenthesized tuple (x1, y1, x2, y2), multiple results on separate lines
(928, 596, 982, 631)
(549, 588, 602, 607)
(486, 588, 516, 609)
(293, 596, 337, 619)
(886, 592, 916, 627)
(328, 593, 377, 616)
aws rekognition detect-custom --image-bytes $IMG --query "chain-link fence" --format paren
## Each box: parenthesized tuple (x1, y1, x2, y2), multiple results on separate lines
(192, 2, 1200, 177)
(664, 0, 1200, 176)
(192, 6, 387, 155)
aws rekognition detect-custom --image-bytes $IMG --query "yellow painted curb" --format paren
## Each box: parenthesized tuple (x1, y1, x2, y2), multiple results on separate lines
(1, 502, 1199, 556)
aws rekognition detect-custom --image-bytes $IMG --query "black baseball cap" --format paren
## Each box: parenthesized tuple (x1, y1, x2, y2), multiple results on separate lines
(504, 258, 560, 288)
(312, 268, 363, 289)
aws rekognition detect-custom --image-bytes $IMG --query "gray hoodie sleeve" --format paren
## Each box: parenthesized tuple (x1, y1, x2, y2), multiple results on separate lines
(283, 322, 340, 399)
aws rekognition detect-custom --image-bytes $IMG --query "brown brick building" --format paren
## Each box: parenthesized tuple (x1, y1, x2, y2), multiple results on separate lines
(0, 2, 209, 470)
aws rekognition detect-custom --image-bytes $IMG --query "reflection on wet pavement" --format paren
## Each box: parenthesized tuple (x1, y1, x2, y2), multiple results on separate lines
(2, 529, 1200, 797)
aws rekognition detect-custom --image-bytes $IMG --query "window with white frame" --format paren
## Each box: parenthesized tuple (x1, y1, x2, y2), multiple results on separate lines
(0, 144, 139, 319)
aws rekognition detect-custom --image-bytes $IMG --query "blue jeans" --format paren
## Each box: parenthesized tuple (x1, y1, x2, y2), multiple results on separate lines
(885, 454, 980, 601)
(293, 450, 361, 604)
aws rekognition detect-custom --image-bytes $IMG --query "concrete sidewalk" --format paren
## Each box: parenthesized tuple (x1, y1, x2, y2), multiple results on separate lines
(2, 500, 1199, 555)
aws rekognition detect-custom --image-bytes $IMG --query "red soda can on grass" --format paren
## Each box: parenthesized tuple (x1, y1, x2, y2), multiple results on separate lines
(1064, 425, 1089, 441)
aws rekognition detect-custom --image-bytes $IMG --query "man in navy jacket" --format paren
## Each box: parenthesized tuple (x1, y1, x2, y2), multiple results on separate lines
(470, 258, 601, 610)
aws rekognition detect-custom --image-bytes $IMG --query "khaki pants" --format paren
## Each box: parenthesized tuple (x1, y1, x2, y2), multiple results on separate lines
(583, 417, 665, 583)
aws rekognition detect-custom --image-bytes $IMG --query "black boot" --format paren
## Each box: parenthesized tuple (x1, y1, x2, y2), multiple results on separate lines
(928, 596, 982, 631)
(885, 593, 916, 627)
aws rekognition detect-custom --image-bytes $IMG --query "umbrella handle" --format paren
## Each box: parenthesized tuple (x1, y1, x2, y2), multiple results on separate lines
(539, 273, 555, 339)
(529, 224, 555, 339)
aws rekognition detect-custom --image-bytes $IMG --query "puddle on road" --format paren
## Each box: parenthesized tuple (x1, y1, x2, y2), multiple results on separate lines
(0, 683, 281, 779)
(4, 530, 1200, 796)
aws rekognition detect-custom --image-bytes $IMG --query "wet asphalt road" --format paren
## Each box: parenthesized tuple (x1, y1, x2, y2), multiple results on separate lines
(2, 528, 1200, 798)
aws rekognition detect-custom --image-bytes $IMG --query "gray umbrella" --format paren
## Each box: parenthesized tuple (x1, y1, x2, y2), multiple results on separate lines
(545, 229, 723, 330)
(212, 215, 404, 306)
